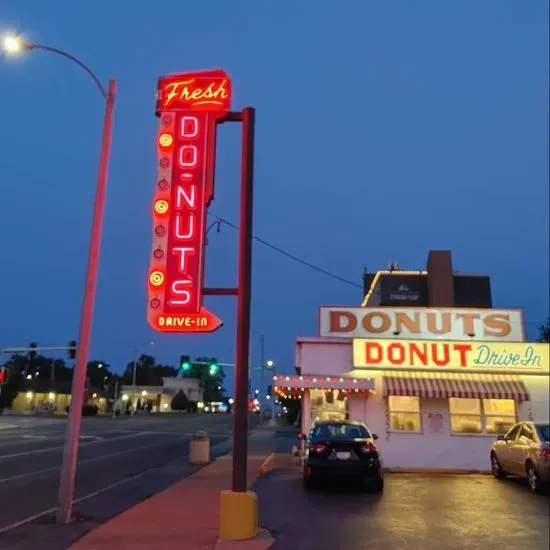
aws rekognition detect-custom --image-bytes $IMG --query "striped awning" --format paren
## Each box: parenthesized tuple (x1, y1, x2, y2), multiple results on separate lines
(383, 373, 530, 402)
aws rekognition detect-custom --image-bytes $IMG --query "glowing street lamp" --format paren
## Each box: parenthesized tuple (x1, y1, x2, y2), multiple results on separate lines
(2, 32, 117, 526)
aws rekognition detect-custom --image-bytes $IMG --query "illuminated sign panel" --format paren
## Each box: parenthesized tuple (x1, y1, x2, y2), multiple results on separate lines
(147, 70, 231, 333)
(352, 339, 549, 374)
(319, 307, 525, 342)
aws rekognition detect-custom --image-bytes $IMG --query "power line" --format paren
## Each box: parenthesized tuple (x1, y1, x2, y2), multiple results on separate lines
(208, 212, 362, 289)
(207, 213, 548, 328)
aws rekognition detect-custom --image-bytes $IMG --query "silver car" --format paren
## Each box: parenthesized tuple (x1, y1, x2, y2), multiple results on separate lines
(490, 421, 550, 493)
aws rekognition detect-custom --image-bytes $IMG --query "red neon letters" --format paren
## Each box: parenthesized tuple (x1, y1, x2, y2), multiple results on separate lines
(147, 70, 231, 333)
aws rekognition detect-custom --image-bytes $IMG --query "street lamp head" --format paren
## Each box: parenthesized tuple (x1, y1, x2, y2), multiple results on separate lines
(2, 34, 31, 54)
(266, 360, 275, 368)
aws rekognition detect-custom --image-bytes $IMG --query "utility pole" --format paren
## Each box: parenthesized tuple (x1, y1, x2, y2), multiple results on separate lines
(132, 360, 138, 415)
(112, 379, 118, 418)
(259, 334, 265, 425)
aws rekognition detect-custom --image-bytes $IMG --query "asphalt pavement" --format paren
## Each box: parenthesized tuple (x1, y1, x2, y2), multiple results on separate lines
(0, 413, 247, 549)
(255, 466, 550, 550)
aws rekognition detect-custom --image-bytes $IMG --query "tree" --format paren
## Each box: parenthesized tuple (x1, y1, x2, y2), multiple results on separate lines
(171, 389, 190, 410)
(86, 360, 112, 389)
(182, 356, 225, 402)
(538, 318, 550, 343)
(0, 356, 23, 411)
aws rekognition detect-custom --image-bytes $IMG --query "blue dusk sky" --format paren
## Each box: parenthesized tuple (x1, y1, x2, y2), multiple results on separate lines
(0, 1, 548, 395)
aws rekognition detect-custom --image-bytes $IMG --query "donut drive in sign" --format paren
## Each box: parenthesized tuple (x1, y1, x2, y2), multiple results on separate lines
(147, 70, 231, 333)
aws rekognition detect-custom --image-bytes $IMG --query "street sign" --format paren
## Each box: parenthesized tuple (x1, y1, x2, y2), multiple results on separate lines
(147, 70, 231, 333)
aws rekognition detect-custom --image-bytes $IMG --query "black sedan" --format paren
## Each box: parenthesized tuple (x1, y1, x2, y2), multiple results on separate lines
(298, 420, 384, 491)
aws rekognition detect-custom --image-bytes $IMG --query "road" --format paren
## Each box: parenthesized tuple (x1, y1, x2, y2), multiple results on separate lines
(0, 413, 246, 549)
(255, 466, 550, 550)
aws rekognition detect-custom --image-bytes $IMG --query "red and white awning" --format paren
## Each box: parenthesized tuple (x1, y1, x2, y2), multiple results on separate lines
(383, 373, 530, 402)
(272, 374, 374, 391)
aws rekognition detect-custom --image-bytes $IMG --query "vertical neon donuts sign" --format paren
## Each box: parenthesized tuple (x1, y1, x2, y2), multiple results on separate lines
(147, 70, 231, 333)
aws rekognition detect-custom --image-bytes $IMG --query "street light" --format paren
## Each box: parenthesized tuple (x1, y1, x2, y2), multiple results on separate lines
(2, 33, 117, 526)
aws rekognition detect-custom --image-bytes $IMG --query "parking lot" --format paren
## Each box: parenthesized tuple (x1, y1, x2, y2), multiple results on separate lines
(255, 467, 550, 550)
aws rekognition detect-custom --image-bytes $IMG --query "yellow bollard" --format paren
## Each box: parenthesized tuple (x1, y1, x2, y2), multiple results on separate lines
(219, 490, 258, 540)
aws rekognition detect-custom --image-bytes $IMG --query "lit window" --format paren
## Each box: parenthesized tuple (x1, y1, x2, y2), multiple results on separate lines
(388, 396, 421, 432)
(449, 398, 481, 434)
(449, 398, 517, 435)
(483, 399, 516, 434)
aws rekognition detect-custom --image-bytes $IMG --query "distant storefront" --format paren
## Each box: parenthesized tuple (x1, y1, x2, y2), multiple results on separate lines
(276, 305, 549, 472)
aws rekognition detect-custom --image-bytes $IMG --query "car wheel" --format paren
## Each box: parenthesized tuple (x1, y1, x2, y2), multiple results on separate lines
(491, 452, 506, 479)
(526, 461, 542, 493)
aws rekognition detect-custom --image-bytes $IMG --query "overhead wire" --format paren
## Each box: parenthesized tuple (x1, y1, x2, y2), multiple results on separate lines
(208, 212, 548, 327)
(208, 212, 363, 289)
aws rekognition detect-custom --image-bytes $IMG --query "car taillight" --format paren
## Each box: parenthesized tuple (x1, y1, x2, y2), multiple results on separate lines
(360, 442, 377, 453)
(541, 448, 550, 458)
(310, 443, 327, 454)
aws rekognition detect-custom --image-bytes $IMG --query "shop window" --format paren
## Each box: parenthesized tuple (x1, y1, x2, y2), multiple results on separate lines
(309, 389, 347, 424)
(388, 396, 421, 432)
(449, 398, 482, 434)
(450, 398, 516, 435)
(483, 399, 516, 435)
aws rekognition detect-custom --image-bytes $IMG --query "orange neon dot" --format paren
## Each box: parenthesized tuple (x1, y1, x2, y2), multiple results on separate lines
(149, 271, 165, 287)
(158, 133, 174, 147)
(154, 199, 169, 215)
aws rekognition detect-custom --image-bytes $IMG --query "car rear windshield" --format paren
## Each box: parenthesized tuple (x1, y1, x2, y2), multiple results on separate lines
(312, 423, 370, 440)
(536, 424, 550, 442)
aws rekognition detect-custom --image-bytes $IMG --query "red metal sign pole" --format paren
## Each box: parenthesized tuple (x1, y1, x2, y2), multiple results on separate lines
(232, 107, 255, 492)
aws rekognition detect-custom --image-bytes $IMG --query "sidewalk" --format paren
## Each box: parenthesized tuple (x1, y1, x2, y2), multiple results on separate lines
(69, 453, 276, 550)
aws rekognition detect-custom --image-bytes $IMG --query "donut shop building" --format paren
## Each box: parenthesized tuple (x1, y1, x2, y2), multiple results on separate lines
(275, 306, 549, 472)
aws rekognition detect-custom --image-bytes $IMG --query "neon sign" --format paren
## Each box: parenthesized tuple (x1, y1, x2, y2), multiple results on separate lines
(147, 70, 231, 333)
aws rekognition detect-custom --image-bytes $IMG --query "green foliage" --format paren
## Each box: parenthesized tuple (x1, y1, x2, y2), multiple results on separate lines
(170, 389, 191, 410)
(121, 354, 178, 386)
(538, 318, 550, 343)
(181, 356, 225, 402)
(0, 359, 22, 410)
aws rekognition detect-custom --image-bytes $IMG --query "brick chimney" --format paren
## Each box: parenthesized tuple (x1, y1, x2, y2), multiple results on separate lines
(426, 250, 455, 307)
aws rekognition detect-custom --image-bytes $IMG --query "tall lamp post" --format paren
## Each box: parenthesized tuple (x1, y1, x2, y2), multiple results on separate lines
(2, 34, 117, 525)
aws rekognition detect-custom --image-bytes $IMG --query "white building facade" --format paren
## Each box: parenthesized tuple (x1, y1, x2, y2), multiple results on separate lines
(274, 306, 549, 472)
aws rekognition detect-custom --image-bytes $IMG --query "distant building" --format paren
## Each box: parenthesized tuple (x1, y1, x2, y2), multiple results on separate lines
(119, 376, 203, 412)
(362, 250, 492, 308)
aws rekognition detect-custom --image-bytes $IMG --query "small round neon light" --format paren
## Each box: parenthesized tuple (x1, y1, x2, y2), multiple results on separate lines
(149, 271, 165, 287)
(153, 248, 164, 259)
(154, 199, 169, 215)
(150, 298, 161, 309)
(155, 225, 166, 236)
(157, 178, 169, 190)
(159, 133, 174, 147)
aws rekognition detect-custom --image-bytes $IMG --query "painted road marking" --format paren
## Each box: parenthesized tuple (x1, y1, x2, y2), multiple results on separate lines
(0, 436, 232, 534)
(0, 432, 147, 460)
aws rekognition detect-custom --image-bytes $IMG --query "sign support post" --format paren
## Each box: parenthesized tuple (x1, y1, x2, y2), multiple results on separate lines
(231, 107, 255, 493)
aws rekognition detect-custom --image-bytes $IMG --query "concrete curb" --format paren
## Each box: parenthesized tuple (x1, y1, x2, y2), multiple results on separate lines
(259, 453, 275, 475)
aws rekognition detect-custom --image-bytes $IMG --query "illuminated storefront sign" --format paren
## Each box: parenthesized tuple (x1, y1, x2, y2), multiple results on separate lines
(147, 70, 231, 333)
(352, 339, 549, 374)
(320, 307, 524, 342)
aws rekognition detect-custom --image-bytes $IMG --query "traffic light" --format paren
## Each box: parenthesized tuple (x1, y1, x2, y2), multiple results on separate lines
(28, 342, 37, 361)
(68, 340, 77, 360)
(180, 355, 191, 372)
(209, 362, 219, 376)
(0, 366, 6, 386)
